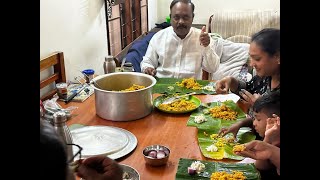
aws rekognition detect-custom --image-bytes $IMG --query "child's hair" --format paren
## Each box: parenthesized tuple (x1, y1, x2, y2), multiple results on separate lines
(252, 90, 280, 117)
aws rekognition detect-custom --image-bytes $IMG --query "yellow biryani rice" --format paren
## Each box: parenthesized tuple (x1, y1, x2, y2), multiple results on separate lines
(176, 78, 202, 90)
(210, 134, 226, 147)
(233, 144, 246, 153)
(209, 104, 238, 120)
(158, 99, 196, 112)
(120, 84, 145, 92)
(210, 171, 246, 180)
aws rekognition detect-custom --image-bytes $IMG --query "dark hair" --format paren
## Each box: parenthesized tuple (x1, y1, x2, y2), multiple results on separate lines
(170, 0, 195, 17)
(251, 28, 280, 57)
(253, 90, 280, 117)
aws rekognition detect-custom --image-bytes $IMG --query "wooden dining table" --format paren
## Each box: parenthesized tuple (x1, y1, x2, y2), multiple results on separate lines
(59, 93, 248, 180)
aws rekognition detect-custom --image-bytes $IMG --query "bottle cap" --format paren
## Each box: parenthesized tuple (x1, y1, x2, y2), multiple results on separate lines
(82, 69, 95, 75)
(105, 56, 114, 62)
(53, 111, 67, 124)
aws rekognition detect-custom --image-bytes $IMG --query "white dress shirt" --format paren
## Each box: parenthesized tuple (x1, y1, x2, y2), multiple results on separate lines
(140, 26, 220, 80)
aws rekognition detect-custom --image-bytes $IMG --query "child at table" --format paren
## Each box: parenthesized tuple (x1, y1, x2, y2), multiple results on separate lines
(252, 90, 280, 147)
(245, 90, 280, 179)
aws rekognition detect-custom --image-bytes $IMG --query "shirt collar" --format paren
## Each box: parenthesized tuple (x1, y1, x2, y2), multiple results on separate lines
(171, 26, 194, 40)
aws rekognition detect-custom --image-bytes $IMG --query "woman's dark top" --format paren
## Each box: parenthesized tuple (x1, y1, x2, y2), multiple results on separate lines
(238, 76, 280, 96)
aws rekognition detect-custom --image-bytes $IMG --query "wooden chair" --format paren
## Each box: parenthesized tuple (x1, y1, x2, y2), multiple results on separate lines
(40, 52, 66, 101)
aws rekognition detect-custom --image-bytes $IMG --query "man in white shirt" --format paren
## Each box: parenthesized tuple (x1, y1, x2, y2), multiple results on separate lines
(140, 0, 220, 80)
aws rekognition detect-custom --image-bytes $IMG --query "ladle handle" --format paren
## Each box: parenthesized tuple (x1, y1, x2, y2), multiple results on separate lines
(90, 79, 103, 89)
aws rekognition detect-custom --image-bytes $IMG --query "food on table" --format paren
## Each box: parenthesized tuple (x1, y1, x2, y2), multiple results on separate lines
(148, 150, 157, 158)
(188, 161, 206, 175)
(206, 144, 218, 152)
(156, 151, 166, 159)
(146, 149, 167, 159)
(202, 108, 210, 115)
(194, 114, 207, 124)
(202, 85, 215, 91)
(187, 167, 197, 175)
(210, 133, 228, 147)
(176, 78, 202, 90)
(203, 131, 209, 137)
(210, 171, 246, 180)
(120, 84, 145, 92)
(167, 86, 174, 91)
(210, 134, 219, 139)
(209, 104, 238, 120)
(197, 129, 256, 160)
(122, 171, 131, 180)
(158, 99, 197, 112)
(226, 136, 236, 143)
(214, 138, 225, 147)
(233, 144, 246, 153)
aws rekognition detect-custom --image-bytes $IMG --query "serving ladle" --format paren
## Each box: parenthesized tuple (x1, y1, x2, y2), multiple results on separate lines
(79, 70, 103, 89)
(161, 92, 196, 105)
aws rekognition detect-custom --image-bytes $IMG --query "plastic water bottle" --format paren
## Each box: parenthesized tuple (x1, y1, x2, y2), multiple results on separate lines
(53, 111, 74, 162)
(103, 55, 116, 74)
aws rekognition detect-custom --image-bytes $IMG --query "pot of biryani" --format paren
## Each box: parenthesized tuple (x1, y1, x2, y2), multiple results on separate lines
(92, 72, 157, 121)
(153, 93, 201, 113)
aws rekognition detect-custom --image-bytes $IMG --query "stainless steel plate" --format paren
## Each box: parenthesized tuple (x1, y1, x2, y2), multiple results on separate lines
(71, 125, 137, 159)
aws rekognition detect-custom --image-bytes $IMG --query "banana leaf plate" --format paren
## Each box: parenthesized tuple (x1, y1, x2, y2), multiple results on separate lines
(153, 94, 201, 114)
(152, 77, 216, 94)
(197, 128, 256, 160)
(187, 100, 246, 130)
(175, 158, 261, 180)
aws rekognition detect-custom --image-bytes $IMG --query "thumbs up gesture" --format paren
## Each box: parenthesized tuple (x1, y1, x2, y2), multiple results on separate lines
(199, 26, 210, 47)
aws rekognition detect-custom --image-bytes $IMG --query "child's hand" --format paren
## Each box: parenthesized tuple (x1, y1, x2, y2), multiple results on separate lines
(264, 114, 280, 146)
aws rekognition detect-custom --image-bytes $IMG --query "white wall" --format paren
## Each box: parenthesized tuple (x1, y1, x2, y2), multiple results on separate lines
(40, 0, 108, 84)
(154, 0, 280, 24)
(148, 0, 158, 30)
(40, 0, 279, 97)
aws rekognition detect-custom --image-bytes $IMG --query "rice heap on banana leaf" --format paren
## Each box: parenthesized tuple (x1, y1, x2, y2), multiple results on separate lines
(176, 78, 202, 90)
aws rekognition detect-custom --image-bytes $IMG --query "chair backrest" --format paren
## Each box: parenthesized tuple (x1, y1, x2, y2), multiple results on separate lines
(40, 52, 66, 101)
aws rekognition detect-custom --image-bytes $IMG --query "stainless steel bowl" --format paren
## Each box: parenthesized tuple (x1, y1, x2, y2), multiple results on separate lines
(142, 145, 170, 166)
(92, 72, 157, 121)
(120, 164, 140, 180)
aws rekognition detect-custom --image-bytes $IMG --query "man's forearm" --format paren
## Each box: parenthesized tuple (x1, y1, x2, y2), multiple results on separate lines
(202, 38, 220, 73)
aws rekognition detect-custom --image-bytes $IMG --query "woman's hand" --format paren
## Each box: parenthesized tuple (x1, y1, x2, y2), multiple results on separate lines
(239, 89, 261, 107)
(235, 140, 274, 160)
(236, 140, 280, 175)
(215, 77, 232, 94)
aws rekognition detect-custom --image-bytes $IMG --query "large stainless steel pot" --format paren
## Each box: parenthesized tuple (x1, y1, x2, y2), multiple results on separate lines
(92, 72, 157, 121)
